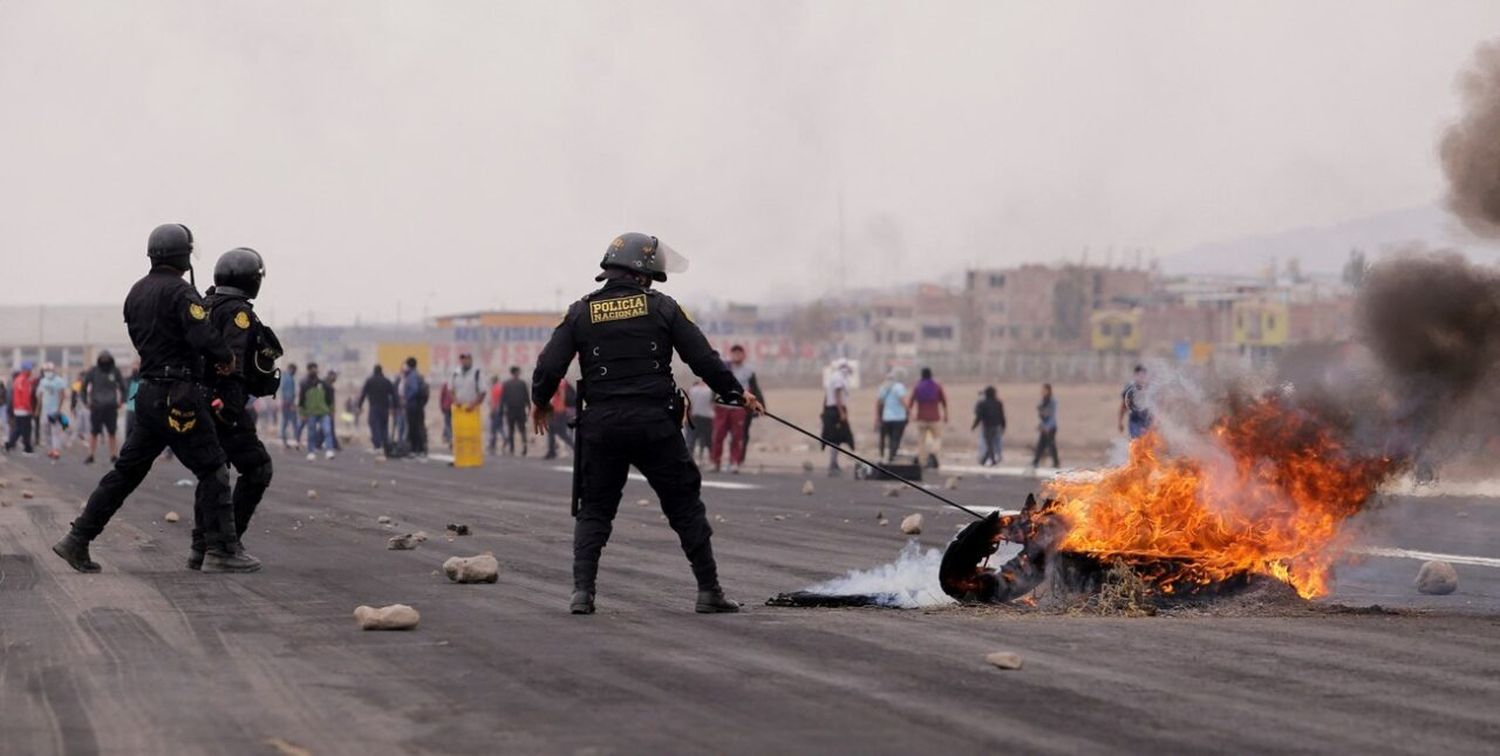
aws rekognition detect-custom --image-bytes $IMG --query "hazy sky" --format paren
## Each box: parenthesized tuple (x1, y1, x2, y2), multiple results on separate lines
(2, 1, 1498, 324)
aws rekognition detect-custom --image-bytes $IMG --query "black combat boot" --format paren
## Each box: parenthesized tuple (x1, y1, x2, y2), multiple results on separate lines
(52, 531, 101, 573)
(570, 590, 596, 615)
(571, 559, 597, 615)
(695, 586, 741, 614)
(202, 542, 262, 573)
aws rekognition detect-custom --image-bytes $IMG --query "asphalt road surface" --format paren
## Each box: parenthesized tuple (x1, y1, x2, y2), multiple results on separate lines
(2, 443, 1497, 755)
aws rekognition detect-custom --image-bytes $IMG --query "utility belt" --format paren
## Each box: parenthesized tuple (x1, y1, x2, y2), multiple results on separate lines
(140, 366, 200, 384)
(137, 372, 207, 434)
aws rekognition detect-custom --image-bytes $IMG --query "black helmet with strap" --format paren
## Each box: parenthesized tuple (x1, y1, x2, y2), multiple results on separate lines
(597, 232, 689, 283)
(214, 247, 266, 299)
(147, 223, 194, 270)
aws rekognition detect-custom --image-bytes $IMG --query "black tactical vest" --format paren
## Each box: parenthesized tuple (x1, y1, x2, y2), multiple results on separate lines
(572, 284, 677, 404)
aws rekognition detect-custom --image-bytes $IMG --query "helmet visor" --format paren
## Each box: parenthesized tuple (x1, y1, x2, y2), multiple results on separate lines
(655, 241, 690, 275)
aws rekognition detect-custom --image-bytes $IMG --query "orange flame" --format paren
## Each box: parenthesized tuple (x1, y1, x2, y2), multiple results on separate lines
(1043, 396, 1396, 598)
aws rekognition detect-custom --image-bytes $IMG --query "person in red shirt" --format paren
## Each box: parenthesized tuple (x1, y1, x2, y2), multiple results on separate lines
(486, 375, 504, 454)
(439, 381, 455, 449)
(545, 378, 576, 459)
(4, 362, 36, 455)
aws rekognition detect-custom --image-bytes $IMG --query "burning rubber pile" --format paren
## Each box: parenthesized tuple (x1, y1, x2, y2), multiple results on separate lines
(942, 393, 1399, 606)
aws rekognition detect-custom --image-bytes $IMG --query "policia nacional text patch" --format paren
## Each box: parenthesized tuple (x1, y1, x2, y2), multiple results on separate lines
(590, 294, 648, 324)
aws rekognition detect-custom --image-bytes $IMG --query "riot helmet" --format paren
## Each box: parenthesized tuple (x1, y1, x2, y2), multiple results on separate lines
(214, 247, 266, 299)
(596, 232, 689, 283)
(147, 223, 194, 270)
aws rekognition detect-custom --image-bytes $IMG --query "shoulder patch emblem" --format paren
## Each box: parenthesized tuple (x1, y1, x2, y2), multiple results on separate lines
(189, 303, 208, 321)
(234, 311, 251, 329)
(589, 294, 649, 324)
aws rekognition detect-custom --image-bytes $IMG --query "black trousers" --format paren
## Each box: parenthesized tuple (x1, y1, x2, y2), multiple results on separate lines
(73, 381, 237, 550)
(1032, 428, 1060, 468)
(368, 407, 389, 451)
(880, 419, 908, 461)
(406, 405, 427, 453)
(573, 404, 719, 592)
(5, 415, 33, 453)
(504, 414, 527, 454)
(209, 394, 273, 549)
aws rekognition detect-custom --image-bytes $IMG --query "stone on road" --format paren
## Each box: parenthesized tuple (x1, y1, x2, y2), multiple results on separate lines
(900, 513, 923, 534)
(354, 604, 420, 630)
(1416, 560, 1459, 595)
(387, 532, 428, 550)
(443, 554, 499, 584)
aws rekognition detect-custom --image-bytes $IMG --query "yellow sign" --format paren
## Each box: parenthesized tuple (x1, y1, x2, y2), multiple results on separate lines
(189, 303, 208, 321)
(234, 311, 251, 330)
(589, 294, 648, 324)
(376, 343, 432, 377)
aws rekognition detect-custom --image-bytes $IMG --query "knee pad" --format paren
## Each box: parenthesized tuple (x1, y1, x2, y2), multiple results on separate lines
(244, 458, 274, 488)
(199, 465, 232, 491)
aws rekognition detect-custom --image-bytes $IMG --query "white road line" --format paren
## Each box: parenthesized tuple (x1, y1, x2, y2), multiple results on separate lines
(1352, 546, 1500, 569)
(549, 466, 761, 491)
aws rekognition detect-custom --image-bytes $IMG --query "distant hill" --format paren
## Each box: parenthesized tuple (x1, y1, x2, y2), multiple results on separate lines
(1164, 205, 1500, 277)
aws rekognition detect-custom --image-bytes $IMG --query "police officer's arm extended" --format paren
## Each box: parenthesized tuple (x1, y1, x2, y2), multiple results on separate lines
(531, 303, 581, 434)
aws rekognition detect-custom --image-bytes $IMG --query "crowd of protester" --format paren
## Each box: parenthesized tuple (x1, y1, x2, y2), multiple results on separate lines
(2, 349, 1153, 475)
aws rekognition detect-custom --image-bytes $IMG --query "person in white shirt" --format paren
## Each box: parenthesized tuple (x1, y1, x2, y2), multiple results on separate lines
(450, 353, 485, 411)
(821, 360, 855, 476)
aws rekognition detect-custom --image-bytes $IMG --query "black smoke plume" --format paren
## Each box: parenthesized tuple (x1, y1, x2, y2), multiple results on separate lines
(1440, 40, 1500, 240)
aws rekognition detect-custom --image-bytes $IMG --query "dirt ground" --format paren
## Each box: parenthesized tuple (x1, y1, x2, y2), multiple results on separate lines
(2, 444, 1497, 754)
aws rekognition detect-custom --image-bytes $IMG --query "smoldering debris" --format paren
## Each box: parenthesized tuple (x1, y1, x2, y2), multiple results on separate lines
(767, 539, 953, 609)
(1441, 40, 1500, 240)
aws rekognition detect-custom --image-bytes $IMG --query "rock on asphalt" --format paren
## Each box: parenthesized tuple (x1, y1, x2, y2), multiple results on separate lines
(985, 652, 1023, 670)
(1416, 560, 1459, 595)
(900, 513, 923, 535)
(387, 532, 428, 550)
(443, 554, 500, 584)
(353, 604, 420, 630)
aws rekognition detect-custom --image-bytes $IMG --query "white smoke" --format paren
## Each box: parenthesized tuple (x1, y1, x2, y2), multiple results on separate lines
(803, 539, 954, 609)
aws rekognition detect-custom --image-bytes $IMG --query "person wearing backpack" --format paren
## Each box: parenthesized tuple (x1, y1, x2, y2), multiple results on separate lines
(400, 357, 429, 456)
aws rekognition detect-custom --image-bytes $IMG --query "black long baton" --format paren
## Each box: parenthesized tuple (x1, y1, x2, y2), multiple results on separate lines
(740, 403, 987, 521)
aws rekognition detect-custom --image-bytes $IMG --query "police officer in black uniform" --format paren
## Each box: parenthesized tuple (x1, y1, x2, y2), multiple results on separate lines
(196, 247, 283, 569)
(532, 232, 763, 615)
(52, 224, 261, 573)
